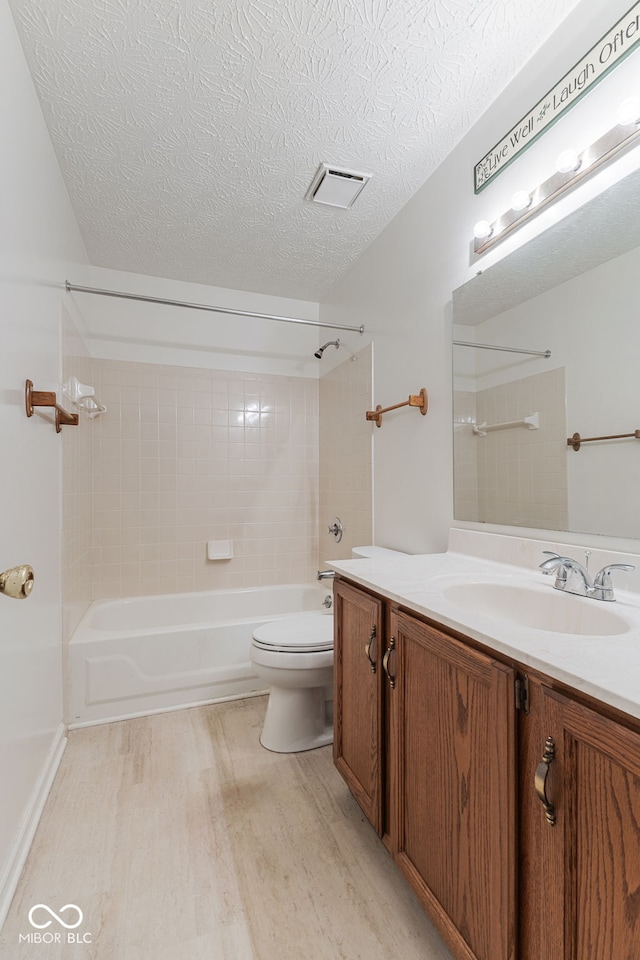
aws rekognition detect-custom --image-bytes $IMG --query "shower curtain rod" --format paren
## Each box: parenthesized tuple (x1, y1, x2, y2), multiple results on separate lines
(453, 339, 550, 358)
(65, 281, 365, 334)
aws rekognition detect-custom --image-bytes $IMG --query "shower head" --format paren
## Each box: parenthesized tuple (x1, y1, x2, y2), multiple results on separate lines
(314, 339, 341, 359)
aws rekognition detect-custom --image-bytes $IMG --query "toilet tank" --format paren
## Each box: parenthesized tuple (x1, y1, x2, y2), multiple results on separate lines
(351, 545, 408, 559)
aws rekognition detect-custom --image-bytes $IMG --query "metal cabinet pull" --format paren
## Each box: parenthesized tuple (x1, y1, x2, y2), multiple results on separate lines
(382, 637, 396, 688)
(534, 736, 557, 826)
(364, 624, 377, 673)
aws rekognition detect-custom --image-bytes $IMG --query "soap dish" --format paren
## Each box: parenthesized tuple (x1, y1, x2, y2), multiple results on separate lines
(207, 540, 233, 560)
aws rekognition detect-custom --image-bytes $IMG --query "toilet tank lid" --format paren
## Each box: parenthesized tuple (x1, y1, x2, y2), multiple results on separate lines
(351, 545, 408, 559)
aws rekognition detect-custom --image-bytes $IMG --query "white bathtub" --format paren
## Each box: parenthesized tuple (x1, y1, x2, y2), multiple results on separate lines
(68, 583, 333, 726)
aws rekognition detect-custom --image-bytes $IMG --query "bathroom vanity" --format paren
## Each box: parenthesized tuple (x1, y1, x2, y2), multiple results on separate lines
(329, 536, 640, 960)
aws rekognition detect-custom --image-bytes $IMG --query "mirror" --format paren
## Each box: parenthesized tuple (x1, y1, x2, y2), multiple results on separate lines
(452, 164, 640, 540)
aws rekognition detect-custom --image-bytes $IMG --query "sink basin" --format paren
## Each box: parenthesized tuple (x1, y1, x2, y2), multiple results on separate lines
(441, 581, 630, 636)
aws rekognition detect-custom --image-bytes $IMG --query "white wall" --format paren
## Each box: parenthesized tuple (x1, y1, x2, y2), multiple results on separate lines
(319, 0, 640, 556)
(70, 265, 323, 378)
(0, 0, 88, 925)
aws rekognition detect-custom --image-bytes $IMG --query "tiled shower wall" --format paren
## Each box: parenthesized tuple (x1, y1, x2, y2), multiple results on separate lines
(453, 390, 479, 522)
(455, 367, 568, 530)
(62, 314, 94, 643)
(62, 350, 373, 615)
(62, 357, 94, 638)
(90, 360, 319, 598)
(319, 345, 373, 561)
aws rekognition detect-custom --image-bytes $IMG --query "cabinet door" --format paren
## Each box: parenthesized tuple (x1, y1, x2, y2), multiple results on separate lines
(522, 683, 640, 960)
(333, 579, 384, 833)
(388, 611, 517, 960)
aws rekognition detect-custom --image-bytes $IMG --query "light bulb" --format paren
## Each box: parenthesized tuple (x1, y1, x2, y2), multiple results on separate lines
(473, 219, 493, 240)
(511, 190, 531, 212)
(616, 96, 640, 125)
(556, 149, 581, 173)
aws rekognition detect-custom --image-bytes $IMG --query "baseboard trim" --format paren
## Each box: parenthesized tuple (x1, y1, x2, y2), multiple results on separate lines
(67, 689, 268, 730)
(0, 723, 67, 931)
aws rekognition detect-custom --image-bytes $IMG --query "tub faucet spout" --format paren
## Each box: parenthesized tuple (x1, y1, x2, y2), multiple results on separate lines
(317, 570, 335, 581)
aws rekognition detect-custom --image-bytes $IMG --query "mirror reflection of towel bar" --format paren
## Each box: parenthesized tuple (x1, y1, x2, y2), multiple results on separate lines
(453, 340, 551, 358)
(473, 413, 539, 437)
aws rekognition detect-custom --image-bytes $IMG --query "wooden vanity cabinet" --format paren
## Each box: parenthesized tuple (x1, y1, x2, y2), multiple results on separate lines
(333, 577, 517, 960)
(334, 576, 640, 960)
(519, 675, 640, 960)
(387, 610, 517, 960)
(333, 578, 385, 833)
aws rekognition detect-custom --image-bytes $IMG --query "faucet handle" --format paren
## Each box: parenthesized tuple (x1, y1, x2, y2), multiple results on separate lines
(593, 563, 635, 601)
(594, 563, 635, 584)
(327, 517, 343, 543)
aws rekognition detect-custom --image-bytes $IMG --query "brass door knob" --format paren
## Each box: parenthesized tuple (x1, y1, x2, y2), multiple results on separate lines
(0, 564, 35, 599)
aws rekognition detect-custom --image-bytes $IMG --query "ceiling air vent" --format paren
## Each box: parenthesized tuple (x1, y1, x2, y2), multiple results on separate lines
(304, 163, 371, 209)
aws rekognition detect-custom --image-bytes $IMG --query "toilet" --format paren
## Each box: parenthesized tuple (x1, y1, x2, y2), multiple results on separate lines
(250, 545, 408, 753)
(251, 614, 334, 753)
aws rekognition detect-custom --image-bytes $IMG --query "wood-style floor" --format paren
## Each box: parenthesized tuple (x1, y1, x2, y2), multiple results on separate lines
(0, 696, 453, 959)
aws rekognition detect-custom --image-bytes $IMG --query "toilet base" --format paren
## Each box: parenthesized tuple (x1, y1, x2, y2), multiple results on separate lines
(259, 684, 333, 753)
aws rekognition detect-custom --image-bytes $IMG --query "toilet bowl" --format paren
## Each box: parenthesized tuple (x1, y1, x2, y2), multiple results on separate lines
(251, 548, 408, 754)
(251, 614, 334, 753)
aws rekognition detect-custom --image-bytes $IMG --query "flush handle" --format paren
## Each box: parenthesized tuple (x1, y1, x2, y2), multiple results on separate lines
(0, 564, 35, 599)
(364, 624, 377, 673)
(534, 736, 557, 826)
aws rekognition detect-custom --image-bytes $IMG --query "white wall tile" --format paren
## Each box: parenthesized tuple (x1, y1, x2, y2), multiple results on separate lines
(319, 347, 373, 562)
(86, 359, 319, 598)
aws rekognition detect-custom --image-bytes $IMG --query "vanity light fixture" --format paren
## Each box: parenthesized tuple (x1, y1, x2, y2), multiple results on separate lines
(511, 190, 532, 212)
(555, 149, 581, 173)
(616, 96, 640, 125)
(473, 219, 493, 240)
(473, 96, 640, 255)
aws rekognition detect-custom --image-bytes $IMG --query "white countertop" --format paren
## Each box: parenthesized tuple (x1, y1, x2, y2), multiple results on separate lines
(327, 549, 640, 722)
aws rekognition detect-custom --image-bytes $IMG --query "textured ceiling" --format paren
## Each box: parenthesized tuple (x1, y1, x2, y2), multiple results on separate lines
(11, 0, 579, 300)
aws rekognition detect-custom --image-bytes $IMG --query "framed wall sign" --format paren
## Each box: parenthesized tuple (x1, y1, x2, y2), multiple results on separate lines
(474, 1, 640, 192)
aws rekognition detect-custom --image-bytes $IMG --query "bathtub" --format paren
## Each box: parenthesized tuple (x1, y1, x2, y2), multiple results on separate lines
(68, 583, 333, 726)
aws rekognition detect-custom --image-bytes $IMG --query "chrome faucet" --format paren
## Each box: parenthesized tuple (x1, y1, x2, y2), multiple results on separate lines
(317, 570, 335, 581)
(539, 552, 593, 596)
(539, 551, 634, 602)
(592, 564, 636, 601)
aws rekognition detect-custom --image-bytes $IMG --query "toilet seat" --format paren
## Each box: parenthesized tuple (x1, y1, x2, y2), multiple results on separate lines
(250, 614, 334, 752)
(252, 614, 333, 653)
